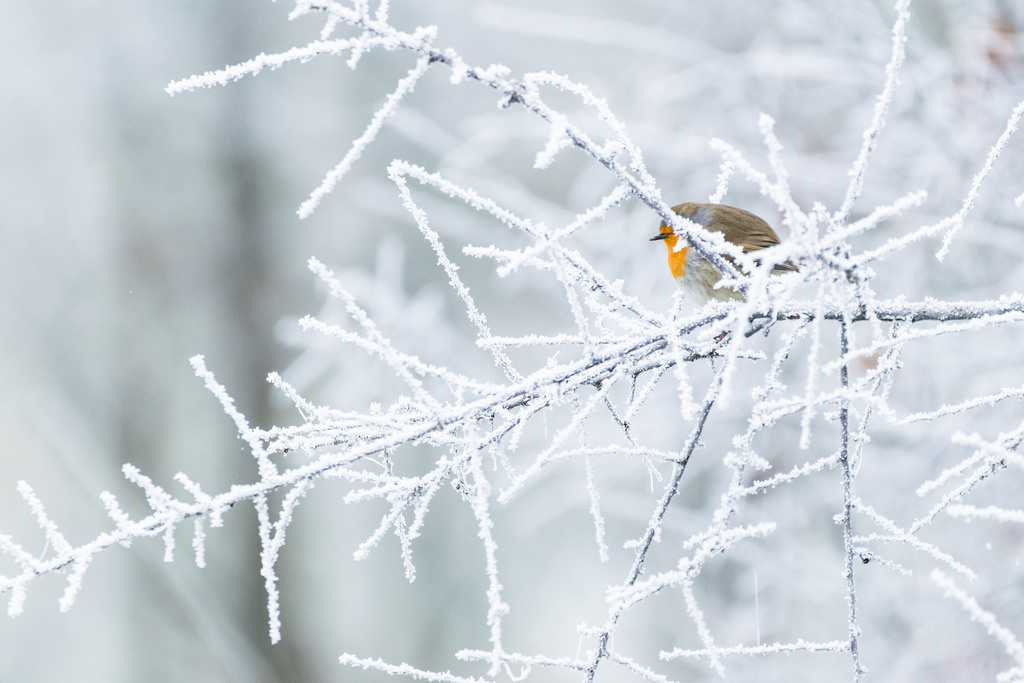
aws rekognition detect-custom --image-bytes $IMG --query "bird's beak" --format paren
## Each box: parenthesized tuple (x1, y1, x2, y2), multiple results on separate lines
(650, 231, 672, 242)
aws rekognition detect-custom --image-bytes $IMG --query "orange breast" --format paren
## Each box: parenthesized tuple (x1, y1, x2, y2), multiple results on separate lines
(658, 230, 689, 280)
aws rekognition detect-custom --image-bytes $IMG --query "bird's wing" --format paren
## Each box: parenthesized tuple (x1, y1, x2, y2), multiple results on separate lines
(712, 206, 799, 272)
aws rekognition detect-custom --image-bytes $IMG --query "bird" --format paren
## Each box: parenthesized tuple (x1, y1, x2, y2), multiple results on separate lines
(651, 202, 797, 302)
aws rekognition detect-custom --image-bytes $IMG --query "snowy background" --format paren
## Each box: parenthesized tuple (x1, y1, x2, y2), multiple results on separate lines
(2, 1, 1024, 681)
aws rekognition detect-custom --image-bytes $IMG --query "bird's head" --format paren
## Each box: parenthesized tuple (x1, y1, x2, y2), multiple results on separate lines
(650, 224, 688, 280)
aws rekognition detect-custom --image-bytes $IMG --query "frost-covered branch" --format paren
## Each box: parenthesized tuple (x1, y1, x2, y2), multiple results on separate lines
(7, 1, 1024, 681)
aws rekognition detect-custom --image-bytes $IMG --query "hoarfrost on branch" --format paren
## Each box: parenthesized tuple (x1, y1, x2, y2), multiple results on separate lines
(5, 1, 1024, 681)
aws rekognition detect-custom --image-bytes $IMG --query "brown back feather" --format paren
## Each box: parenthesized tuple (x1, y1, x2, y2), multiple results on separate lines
(671, 202, 798, 272)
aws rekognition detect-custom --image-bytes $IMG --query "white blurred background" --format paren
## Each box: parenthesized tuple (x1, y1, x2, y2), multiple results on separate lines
(2, 1, 1023, 681)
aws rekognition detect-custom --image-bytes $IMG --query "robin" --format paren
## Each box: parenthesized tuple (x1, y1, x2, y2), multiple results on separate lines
(651, 202, 798, 302)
